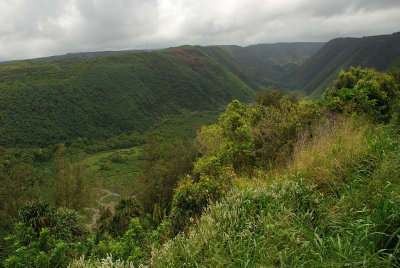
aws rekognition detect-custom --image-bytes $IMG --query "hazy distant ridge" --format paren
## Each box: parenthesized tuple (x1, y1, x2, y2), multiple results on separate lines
(284, 32, 400, 96)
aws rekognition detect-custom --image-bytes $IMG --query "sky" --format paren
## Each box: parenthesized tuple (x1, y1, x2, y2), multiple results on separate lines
(0, 0, 399, 61)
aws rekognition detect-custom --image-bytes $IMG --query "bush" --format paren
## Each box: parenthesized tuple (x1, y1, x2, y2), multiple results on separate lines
(250, 97, 320, 168)
(99, 161, 112, 171)
(3, 201, 89, 267)
(108, 196, 143, 237)
(169, 169, 233, 233)
(152, 183, 322, 267)
(323, 66, 399, 122)
(110, 153, 129, 163)
(89, 219, 146, 265)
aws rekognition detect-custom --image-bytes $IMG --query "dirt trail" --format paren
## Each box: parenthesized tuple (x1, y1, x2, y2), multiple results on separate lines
(84, 188, 121, 228)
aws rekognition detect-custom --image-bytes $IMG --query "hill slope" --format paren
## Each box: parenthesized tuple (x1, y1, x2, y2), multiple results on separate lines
(0, 46, 257, 147)
(218, 42, 325, 87)
(246, 42, 325, 70)
(285, 32, 400, 96)
(2, 32, 398, 147)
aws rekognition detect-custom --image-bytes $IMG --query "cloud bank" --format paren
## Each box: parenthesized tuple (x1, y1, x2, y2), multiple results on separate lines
(0, 0, 399, 61)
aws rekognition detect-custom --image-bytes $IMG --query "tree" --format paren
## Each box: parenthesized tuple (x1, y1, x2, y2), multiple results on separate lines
(135, 137, 197, 213)
(53, 145, 91, 211)
(0, 148, 41, 237)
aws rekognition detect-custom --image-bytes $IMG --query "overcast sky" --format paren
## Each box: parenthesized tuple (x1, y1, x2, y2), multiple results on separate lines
(0, 0, 399, 61)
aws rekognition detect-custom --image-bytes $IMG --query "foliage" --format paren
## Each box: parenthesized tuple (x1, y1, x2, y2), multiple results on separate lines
(53, 154, 91, 211)
(0, 148, 43, 238)
(193, 100, 254, 175)
(169, 169, 233, 233)
(2, 201, 89, 267)
(151, 69, 400, 266)
(107, 196, 143, 238)
(88, 219, 146, 265)
(0, 47, 255, 148)
(3, 67, 400, 267)
(251, 91, 320, 167)
(170, 93, 319, 232)
(255, 88, 298, 107)
(194, 92, 320, 176)
(68, 255, 136, 268)
(135, 137, 197, 213)
(323, 66, 399, 121)
(286, 32, 400, 96)
(152, 116, 400, 267)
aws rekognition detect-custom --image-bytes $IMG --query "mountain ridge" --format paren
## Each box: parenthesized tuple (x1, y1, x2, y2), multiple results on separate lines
(284, 32, 400, 96)
(1, 32, 399, 147)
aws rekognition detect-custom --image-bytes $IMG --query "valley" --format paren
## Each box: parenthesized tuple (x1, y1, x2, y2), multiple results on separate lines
(1, 31, 400, 267)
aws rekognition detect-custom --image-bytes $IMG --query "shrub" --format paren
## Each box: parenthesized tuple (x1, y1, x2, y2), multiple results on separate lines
(108, 196, 143, 237)
(3, 201, 89, 267)
(110, 153, 129, 163)
(99, 161, 112, 171)
(89, 219, 146, 265)
(323, 66, 399, 121)
(169, 169, 233, 233)
(250, 98, 320, 168)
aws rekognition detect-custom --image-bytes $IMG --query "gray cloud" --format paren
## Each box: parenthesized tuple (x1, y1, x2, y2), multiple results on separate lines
(0, 0, 399, 61)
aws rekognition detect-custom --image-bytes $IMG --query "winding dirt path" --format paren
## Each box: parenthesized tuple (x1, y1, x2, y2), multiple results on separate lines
(84, 188, 121, 229)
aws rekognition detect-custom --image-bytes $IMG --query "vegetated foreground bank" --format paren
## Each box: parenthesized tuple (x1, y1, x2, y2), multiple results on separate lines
(2, 66, 400, 267)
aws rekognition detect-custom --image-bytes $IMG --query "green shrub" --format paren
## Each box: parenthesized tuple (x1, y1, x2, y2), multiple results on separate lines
(170, 170, 233, 233)
(99, 161, 112, 171)
(3, 201, 89, 267)
(89, 219, 145, 265)
(107, 196, 143, 238)
(110, 153, 129, 163)
(250, 97, 320, 168)
(323, 66, 399, 121)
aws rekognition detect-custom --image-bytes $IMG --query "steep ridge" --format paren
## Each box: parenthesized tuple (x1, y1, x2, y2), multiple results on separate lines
(218, 42, 325, 88)
(284, 32, 400, 96)
(1, 33, 398, 147)
(217, 45, 284, 87)
(246, 42, 325, 70)
(0, 46, 256, 147)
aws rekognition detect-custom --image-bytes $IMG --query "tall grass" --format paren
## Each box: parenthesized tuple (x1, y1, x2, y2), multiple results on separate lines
(68, 255, 136, 268)
(288, 116, 370, 191)
(151, 116, 400, 267)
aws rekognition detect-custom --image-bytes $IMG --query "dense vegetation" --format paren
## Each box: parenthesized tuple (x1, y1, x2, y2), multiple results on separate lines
(218, 42, 324, 87)
(285, 32, 400, 96)
(245, 42, 325, 70)
(1, 32, 398, 148)
(1, 32, 400, 267)
(1, 66, 400, 267)
(0, 46, 257, 148)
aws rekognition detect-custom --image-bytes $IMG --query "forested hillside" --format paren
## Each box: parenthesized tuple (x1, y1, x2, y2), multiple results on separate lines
(2, 67, 400, 267)
(0, 46, 258, 147)
(1, 33, 400, 267)
(246, 42, 325, 69)
(3, 33, 398, 148)
(0, 41, 331, 148)
(218, 42, 324, 87)
(285, 32, 400, 96)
